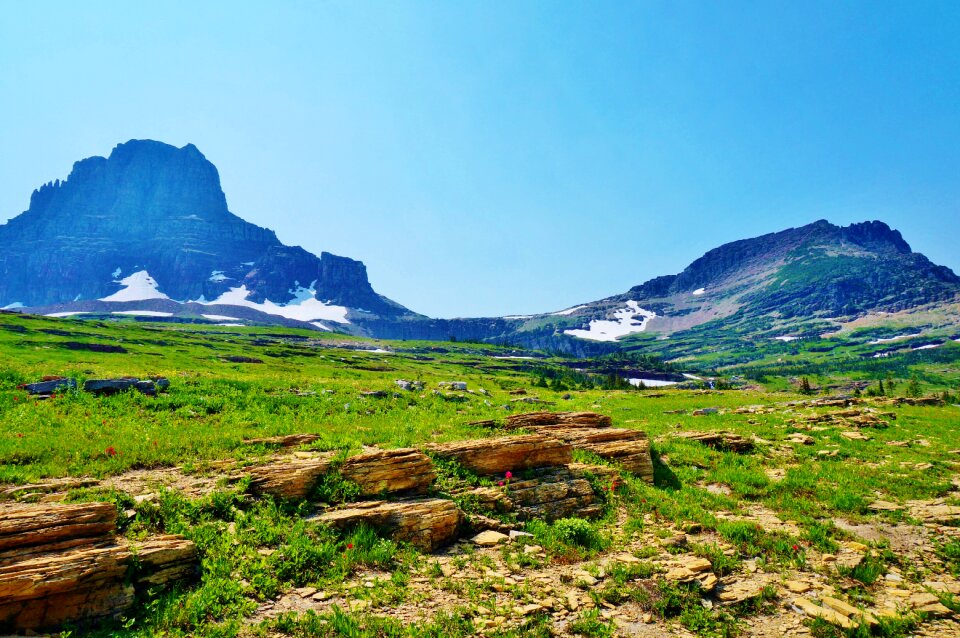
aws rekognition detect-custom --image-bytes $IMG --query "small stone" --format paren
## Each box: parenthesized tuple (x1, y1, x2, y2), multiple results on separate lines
(472, 530, 510, 546)
(784, 580, 811, 594)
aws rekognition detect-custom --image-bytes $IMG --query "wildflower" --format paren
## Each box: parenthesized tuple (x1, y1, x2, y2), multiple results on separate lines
(105, 446, 117, 457)
(498, 480, 505, 487)
(505, 471, 513, 479)
(16, 433, 23, 438)
(346, 543, 354, 550)
(13, 397, 18, 402)
(792, 544, 799, 551)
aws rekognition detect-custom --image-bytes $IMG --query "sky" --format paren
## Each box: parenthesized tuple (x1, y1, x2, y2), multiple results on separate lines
(1, 1, 958, 318)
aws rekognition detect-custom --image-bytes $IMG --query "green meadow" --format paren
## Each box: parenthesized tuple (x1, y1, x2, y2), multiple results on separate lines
(2, 312, 960, 638)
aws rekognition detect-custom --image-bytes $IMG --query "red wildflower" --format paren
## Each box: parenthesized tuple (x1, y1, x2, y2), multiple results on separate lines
(505, 471, 513, 479)
(792, 544, 799, 551)
(346, 543, 354, 550)
(105, 446, 117, 457)
(498, 480, 505, 487)
(16, 433, 23, 438)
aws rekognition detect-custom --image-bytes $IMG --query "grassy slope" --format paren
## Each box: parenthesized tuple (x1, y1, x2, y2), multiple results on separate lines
(2, 313, 960, 637)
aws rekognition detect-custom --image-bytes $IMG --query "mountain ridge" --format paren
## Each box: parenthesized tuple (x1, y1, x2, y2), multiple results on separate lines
(3, 140, 958, 360)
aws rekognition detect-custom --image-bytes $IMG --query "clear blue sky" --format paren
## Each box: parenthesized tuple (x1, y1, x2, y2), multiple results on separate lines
(1, 1, 958, 318)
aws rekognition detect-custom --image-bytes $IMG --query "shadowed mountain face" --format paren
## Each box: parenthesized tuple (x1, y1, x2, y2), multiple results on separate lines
(0, 140, 411, 320)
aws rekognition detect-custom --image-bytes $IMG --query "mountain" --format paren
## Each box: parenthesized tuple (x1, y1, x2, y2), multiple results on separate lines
(3, 141, 957, 362)
(0, 140, 416, 329)
(366, 219, 960, 358)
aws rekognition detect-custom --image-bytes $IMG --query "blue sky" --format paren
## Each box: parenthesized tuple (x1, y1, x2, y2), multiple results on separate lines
(1, 1, 958, 317)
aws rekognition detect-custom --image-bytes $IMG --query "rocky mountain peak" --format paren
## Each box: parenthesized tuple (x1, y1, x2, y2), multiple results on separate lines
(0, 140, 411, 321)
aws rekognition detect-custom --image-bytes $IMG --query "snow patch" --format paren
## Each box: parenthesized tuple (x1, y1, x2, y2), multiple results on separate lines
(112, 310, 173, 317)
(2, 302, 24, 310)
(493, 356, 537, 360)
(209, 270, 228, 282)
(551, 305, 588, 316)
(629, 378, 678, 388)
(46, 311, 88, 317)
(100, 270, 170, 302)
(774, 336, 799, 342)
(503, 315, 533, 320)
(112, 267, 122, 278)
(869, 333, 921, 345)
(563, 301, 655, 342)
(692, 288, 706, 296)
(202, 314, 240, 321)
(311, 322, 332, 331)
(913, 344, 941, 351)
(202, 284, 350, 324)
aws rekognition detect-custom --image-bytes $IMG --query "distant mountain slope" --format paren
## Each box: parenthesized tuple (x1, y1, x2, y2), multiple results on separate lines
(392, 219, 960, 357)
(0, 140, 416, 327)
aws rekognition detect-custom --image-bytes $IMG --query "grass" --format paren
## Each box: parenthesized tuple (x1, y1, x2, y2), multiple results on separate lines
(2, 312, 960, 637)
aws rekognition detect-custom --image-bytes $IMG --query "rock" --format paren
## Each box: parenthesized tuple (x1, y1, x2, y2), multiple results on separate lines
(530, 427, 654, 482)
(472, 531, 510, 547)
(821, 596, 878, 626)
(247, 448, 435, 500)
(692, 408, 719, 416)
(439, 381, 468, 391)
(247, 453, 334, 500)
(786, 433, 815, 445)
(395, 379, 424, 391)
(243, 433, 321, 447)
(0, 543, 135, 630)
(17, 377, 77, 395)
(674, 431, 754, 453)
(0, 502, 197, 631)
(908, 502, 960, 523)
(507, 466, 604, 521)
(716, 577, 772, 605)
(427, 434, 572, 476)
(341, 448, 436, 496)
(840, 431, 870, 441)
(313, 498, 461, 551)
(504, 411, 613, 430)
(224, 356, 263, 364)
(793, 596, 855, 629)
(784, 580, 811, 594)
(126, 535, 198, 588)
(360, 390, 388, 398)
(0, 502, 116, 556)
(83, 377, 170, 396)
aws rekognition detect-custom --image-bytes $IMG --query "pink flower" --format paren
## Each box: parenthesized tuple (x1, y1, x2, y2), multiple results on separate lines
(505, 471, 513, 479)
(498, 480, 505, 486)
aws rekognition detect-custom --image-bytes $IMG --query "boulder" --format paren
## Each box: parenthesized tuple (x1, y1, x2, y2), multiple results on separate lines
(0, 502, 116, 556)
(247, 453, 335, 500)
(17, 377, 77, 395)
(507, 466, 604, 521)
(427, 434, 572, 476)
(243, 433, 321, 448)
(247, 448, 435, 500)
(674, 431, 754, 453)
(535, 427, 653, 482)
(504, 411, 613, 430)
(0, 543, 134, 630)
(83, 377, 170, 396)
(0, 503, 197, 631)
(314, 498, 461, 551)
(341, 448, 435, 496)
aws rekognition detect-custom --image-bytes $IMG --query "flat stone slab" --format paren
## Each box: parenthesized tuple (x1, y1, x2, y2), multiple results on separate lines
(427, 434, 572, 476)
(314, 498, 461, 551)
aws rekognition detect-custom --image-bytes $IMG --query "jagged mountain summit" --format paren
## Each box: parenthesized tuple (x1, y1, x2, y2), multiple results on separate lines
(0, 140, 415, 330)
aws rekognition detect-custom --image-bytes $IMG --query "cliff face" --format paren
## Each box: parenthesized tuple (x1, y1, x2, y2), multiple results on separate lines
(0, 140, 410, 318)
